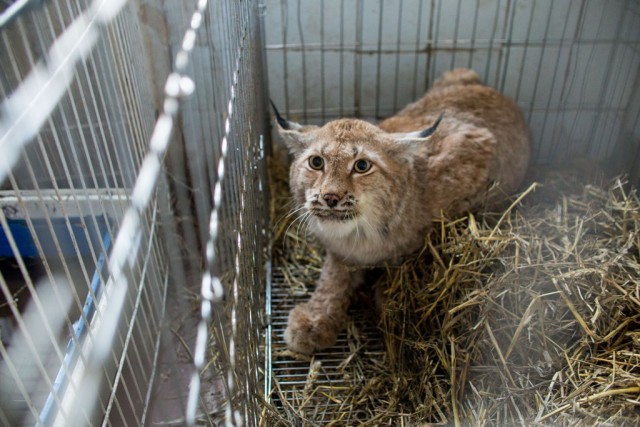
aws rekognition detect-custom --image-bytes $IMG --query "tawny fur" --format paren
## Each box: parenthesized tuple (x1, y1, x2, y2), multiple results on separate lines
(277, 68, 531, 354)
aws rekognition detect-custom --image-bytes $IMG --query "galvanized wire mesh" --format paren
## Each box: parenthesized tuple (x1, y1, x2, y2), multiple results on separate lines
(0, 0, 167, 424)
(0, 0, 268, 426)
(180, 0, 269, 425)
(265, 0, 640, 173)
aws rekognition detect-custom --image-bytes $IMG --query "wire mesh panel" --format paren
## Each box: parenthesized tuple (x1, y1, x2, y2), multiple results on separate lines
(165, 0, 270, 425)
(265, 0, 640, 170)
(0, 0, 271, 425)
(0, 0, 270, 423)
(0, 0, 171, 425)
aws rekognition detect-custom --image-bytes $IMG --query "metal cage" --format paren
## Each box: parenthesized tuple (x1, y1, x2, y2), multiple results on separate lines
(263, 0, 640, 423)
(0, 0, 638, 426)
(0, 0, 268, 425)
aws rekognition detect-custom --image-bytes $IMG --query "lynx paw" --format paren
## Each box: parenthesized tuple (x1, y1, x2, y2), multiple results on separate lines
(284, 303, 340, 354)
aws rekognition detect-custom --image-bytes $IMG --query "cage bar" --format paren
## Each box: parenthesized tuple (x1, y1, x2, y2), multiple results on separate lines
(0, 0, 638, 426)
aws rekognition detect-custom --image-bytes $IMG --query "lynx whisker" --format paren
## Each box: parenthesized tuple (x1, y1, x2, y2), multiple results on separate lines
(295, 211, 311, 237)
(359, 215, 381, 243)
(283, 210, 310, 251)
(303, 213, 314, 242)
(342, 213, 360, 260)
(275, 204, 307, 231)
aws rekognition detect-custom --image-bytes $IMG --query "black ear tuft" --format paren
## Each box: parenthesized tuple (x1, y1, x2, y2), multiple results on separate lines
(418, 113, 444, 138)
(270, 99, 291, 130)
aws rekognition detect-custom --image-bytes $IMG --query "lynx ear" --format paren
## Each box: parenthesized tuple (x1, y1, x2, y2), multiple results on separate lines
(388, 113, 444, 161)
(400, 113, 444, 139)
(270, 100, 317, 154)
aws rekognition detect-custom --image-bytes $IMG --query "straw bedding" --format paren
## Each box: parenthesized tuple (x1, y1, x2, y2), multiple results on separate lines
(264, 155, 640, 426)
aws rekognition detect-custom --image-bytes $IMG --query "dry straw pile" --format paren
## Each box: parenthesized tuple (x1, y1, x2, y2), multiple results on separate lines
(265, 157, 640, 426)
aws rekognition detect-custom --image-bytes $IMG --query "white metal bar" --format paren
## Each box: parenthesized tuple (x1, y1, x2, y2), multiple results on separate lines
(0, 0, 177, 424)
(52, 0, 200, 424)
(374, 0, 383, 118)
(0, 0, 130, 184)
(102, 11, 160, 406)
(38, 233, 111, 425)
(0, 190, 128, 219)
(102, 198, 162, 425)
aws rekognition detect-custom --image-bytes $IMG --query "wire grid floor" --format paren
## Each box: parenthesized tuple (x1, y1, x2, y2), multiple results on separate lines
(269, 266, 386, 424)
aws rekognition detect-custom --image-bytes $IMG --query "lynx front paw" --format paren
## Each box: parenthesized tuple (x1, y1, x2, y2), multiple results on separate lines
(284, 303, 340, 354)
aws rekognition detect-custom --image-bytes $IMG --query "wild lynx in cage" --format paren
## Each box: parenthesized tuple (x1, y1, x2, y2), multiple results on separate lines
(274, 68, 530, 354)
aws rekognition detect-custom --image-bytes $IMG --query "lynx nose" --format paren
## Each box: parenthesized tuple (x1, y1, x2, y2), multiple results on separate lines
(323, 193, 340, 208)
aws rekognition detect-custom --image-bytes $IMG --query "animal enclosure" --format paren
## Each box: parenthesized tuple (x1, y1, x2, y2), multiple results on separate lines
(0, 0, 268, 425)
(0, 0, 638, 426)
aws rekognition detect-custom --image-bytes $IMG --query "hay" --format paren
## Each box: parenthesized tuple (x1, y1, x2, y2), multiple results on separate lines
(265, 154, 640, 425)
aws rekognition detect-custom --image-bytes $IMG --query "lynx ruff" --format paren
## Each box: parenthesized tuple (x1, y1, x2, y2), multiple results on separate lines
(275, 68, 531, 354)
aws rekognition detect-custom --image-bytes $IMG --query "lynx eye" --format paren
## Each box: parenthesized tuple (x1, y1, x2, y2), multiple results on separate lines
(353, 159, 371, 173)
(308, 155, 324, 170)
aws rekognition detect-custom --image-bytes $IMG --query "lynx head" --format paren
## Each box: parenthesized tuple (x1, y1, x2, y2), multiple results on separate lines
(273, 102, 442, 244)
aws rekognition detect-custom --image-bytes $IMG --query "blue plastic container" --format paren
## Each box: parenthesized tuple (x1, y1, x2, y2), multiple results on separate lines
(0, 216, 108, 258)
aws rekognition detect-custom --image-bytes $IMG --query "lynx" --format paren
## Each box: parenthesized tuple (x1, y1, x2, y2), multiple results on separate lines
(275, 68, 530, 354)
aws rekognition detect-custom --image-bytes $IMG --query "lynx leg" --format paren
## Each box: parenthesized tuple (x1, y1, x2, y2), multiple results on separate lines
(284, 254, 362, 354)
